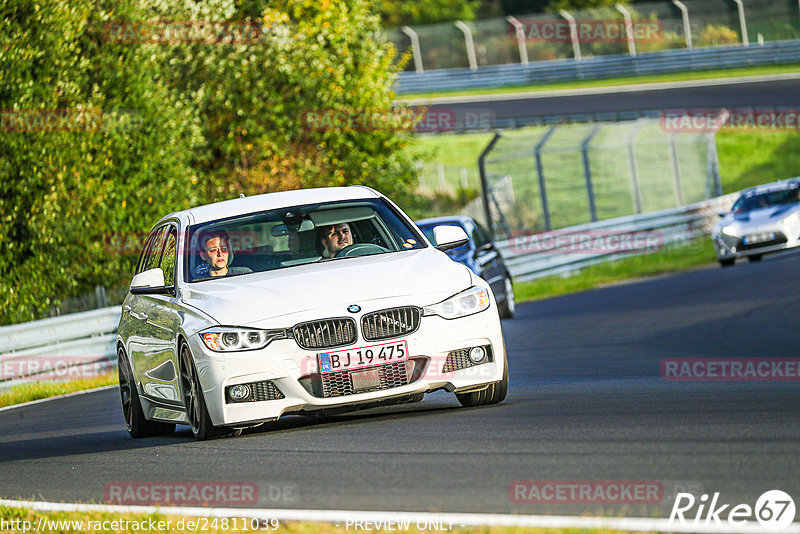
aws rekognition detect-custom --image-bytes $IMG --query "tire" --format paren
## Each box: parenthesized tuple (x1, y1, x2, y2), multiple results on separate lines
(179, 341, 240, 441)
(748, 254, 763, 262)
(719, 258, 735, 267)
(118, 347, 175, 438)
(455, 356, 508, 407)
(498, 275, 515, 319)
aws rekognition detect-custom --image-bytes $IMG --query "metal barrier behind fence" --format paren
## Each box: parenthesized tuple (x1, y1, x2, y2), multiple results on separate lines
(466, 118, 720, 239)
(387, 0, 800, 76)
(395, 39, 800, 94)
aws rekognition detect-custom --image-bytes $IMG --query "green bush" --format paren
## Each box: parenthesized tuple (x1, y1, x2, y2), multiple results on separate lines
(0, 0, 418, 325)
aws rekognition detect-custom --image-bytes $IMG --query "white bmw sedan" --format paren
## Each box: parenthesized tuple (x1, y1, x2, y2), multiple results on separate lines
(117, 186, 508, 440)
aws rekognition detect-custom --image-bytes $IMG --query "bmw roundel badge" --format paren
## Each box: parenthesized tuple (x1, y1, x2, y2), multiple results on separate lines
(347, 304, 361, 313)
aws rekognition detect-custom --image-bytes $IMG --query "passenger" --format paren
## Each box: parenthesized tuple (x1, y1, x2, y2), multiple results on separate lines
(318, 222, 354, 257)
(194, 230, 252, 278)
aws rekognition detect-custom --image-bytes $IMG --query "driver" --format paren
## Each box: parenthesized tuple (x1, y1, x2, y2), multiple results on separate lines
(319, 222, 353, 257)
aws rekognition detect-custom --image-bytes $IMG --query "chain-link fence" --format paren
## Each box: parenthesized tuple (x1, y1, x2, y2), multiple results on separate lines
(449, 119, 720, 238)
(385, 0, 800, 72)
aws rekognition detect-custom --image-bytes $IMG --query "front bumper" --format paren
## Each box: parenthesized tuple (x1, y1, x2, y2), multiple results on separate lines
(188, 303, 506, 427)
(713, 229, 800, 260)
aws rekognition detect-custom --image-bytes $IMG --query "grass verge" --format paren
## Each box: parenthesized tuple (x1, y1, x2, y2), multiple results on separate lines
(0, 506, 632, 534)
(399, 63, 800, 100)
(0, 372, 118, 409)
(514, 237, 717, 303)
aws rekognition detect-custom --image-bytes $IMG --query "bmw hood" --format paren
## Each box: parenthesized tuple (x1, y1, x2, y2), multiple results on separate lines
(180, 248, 472, 326)
(716, 204, 800, 234)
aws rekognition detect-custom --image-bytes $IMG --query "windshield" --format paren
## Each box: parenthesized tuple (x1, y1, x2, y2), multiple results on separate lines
(732, 184, 800, 213)
(186, 198, 425, 282)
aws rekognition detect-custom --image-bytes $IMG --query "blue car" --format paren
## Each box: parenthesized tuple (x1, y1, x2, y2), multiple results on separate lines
(416, 216, 515, 319)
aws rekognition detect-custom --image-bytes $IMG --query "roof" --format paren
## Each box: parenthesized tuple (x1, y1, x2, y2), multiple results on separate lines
(742, 177, 800, 197)
(159, 186, 381, 226)
(414, 215, 473, 227)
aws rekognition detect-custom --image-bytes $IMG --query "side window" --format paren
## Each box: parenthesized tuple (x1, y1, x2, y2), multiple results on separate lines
(472, 222, 491, 248)
(142, 226, 168, 273)
(135, 231, 158, 275)
(160, 227, 177, 286)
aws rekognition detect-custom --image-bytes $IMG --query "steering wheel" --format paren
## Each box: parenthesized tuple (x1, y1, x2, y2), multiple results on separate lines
(334, 243, 390, 258)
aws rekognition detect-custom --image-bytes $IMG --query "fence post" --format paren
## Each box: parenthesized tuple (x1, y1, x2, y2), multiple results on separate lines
(559, 10, 582, 61)
(478, 132, 503, 239)
(455, 21, 478, 71)
(95, 285, 107, 308)
(506, 16, 529, 65)
(582, 125, 602, 222)
(671, 0, 693, 48)
(534, 126, 557, 231)
(669, 133, 685, 206)
(401, 26, 424, 73)
(615, 4, 637, 56)
(732, 0, 749, 46)
(627, 121, 645, 214)
(706, 132, 723, 197)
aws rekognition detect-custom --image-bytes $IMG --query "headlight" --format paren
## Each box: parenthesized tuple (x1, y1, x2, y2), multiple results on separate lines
(423, 286, 491, 320)
(720, 226, 740, 237)
(200, 327, 288, 352)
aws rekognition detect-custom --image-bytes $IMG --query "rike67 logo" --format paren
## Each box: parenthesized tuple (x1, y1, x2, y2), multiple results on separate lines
(670, 490, 796, 531)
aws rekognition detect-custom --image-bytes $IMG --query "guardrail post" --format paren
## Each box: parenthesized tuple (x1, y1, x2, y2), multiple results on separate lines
(731, 0, 749, 46)
(478, 132, 503, 239)
(615, 4, 637, 56)
(582, 125, 602, 222)
(559, 10, 582, 61)
(455, 21, 478, 71)
(506, 16, 529, 65)
(401, 26, 424, 73)
(627, 121, 645, 214)
(671, 0, 693, 48)
(534, 126, 557, 231)
(669, 134, 685, 206)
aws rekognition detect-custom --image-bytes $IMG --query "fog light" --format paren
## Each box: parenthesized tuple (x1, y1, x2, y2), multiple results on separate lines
(468, 346, 486, 364)
(229, 384, 251, 401)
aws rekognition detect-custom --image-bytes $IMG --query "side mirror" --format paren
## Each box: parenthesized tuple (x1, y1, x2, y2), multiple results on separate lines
(130, 267, 168, 294)
(718, 211, 727, 218)
(433, 225, 469, 252)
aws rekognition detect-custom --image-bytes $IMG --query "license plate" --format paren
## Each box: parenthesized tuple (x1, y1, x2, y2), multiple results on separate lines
(318, 340, 408, 374)
(743, 232, 774, 244)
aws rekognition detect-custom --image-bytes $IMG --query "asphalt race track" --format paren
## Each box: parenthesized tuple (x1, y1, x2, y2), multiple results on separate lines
(414, 76, 800, 124)
(2, 250, 799, 518)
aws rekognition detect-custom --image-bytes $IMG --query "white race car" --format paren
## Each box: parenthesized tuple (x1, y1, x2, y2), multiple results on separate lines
(117, 186, 508, 440)
(713, 178, 800, 266)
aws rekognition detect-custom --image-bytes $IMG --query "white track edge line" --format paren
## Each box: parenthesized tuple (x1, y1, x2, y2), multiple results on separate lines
(397, 71, 800, 105)
(0, 385, 117, 414)
(1, 499, 799, 533)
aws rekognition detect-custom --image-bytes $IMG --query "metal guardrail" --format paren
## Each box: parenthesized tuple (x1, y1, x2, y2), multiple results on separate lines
(496, 192, 738, 281)
(395, 40, 800, 94)
(0, 306, 120, 388)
